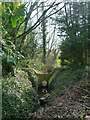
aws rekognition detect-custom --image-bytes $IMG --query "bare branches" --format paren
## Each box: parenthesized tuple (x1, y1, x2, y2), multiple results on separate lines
(16, 2, 68, 39)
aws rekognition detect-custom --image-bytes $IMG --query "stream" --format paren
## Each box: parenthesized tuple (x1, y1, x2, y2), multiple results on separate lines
(23, 68, 50, 118)
(33, 86, 50, 118)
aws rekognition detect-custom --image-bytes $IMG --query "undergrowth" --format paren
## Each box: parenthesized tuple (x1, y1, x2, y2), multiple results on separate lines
(48, 65, 86, 102)
(2, 68, 39, 119)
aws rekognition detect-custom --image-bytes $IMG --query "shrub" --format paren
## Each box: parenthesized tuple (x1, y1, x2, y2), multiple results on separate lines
(0, 39, 25, 76)
(2, 69, 39, 119)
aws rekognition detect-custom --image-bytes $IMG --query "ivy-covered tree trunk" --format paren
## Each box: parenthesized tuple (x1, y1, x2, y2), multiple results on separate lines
(42, 2, 46, 64)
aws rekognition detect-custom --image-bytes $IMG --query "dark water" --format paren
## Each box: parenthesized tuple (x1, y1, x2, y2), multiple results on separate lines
(33, 86, 49, 116)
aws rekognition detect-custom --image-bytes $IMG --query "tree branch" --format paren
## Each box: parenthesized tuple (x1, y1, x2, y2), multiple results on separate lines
(16, 2, 66, 39)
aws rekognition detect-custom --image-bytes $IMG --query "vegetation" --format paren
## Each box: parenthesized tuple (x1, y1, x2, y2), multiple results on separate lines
(48, 66, 86, 102)
(2, 68, 39, 119)
(1, 1, 90, 120)
(57, 2, 88, 67)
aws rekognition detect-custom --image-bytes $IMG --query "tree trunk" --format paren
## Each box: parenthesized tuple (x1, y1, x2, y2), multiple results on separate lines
(42, 2, 46, 64)
(87, 1, 90, 65)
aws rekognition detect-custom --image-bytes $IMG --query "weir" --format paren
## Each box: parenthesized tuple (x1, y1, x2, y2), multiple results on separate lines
(22, 67, 53, 89)
(32, 68, 52, 88)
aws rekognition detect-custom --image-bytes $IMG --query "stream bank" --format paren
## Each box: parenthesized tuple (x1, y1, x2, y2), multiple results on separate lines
(29, 86, 51, 119)
(28, 74, 90, 120)
(26, 66, 90, 120)
(21, 67, 52, 117)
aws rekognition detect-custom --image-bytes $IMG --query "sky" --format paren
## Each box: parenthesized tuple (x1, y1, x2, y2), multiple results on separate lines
(23, 0, 65, 49)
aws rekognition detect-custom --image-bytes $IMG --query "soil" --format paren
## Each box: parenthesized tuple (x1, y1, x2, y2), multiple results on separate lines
(28, 73, 90, 120)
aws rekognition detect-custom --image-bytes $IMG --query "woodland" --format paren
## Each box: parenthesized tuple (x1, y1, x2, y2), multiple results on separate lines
(1, 1, 90, 120)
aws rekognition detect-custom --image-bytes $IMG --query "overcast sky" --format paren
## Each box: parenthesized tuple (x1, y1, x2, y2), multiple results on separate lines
(24, 0, 65, 49)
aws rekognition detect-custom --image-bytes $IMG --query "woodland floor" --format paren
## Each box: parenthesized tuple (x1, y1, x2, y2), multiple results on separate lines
(28, 71, 90, 120)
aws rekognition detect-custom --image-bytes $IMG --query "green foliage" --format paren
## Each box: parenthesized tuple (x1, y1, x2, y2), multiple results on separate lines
(11, 16, 17, 28)
(0, 39, 24, 76)
(59, 36, 85, 67)
(2, 69, 39, 119)
(19, 16, 24, 23)
(57, 2, 88, 67)
(2, 2, 25, 29)
(55, 59, 61, 67)
(34, 62, 46, 72)
(1, 2, 26, 76)
(24, 59, 46, 72)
